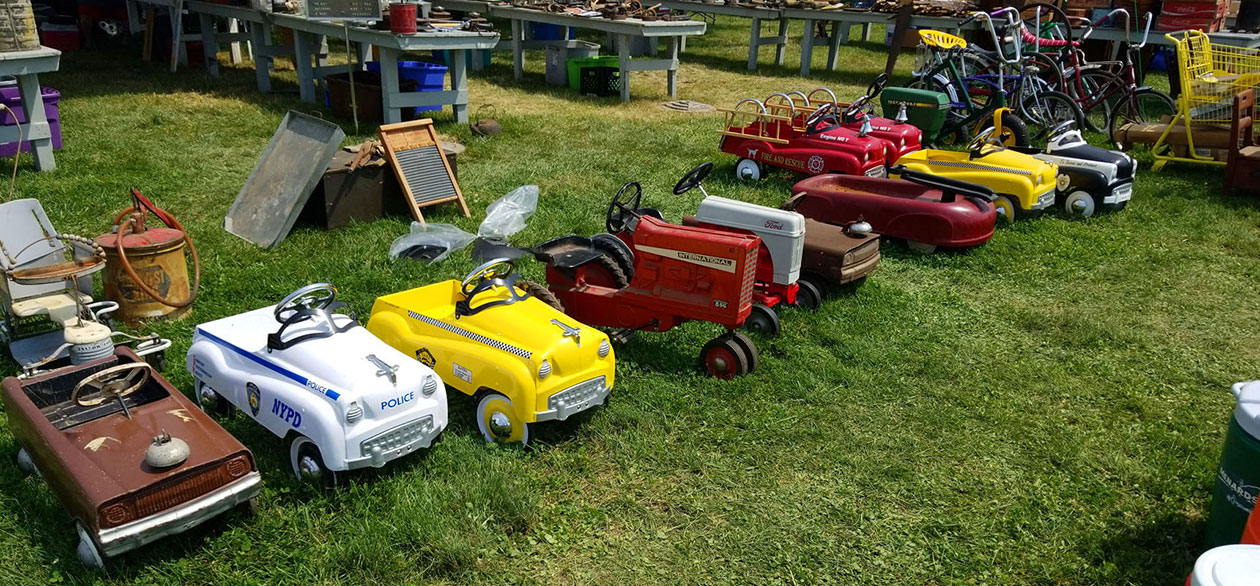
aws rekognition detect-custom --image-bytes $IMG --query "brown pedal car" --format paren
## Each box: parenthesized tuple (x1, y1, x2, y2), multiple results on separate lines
(2, 347, 261, 568)
(801, 217, 881, 291)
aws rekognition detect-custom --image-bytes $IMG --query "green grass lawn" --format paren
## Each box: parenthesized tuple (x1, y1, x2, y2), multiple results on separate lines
(0, 15, 1258, 585)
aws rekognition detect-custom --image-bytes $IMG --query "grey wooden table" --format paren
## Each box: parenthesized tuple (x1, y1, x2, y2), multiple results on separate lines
(0, 47, 61, 172)
(489, 6, 706, 101)
(656, 0, 787, 71)
(178, 1, 499, 124)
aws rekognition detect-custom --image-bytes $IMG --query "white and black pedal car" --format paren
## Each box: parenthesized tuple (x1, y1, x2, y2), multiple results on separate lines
(187, 284, 447, 487)
(1014, 122, 1136, 217)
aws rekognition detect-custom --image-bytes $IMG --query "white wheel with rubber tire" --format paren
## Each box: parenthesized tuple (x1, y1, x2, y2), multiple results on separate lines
(76, 522, 105, 568)
(735, 158, 761, 182)
(993, 195, 1017, 222)
(16, 447, 34, 474)
(477, 393, 530, 445)
(1063, 191, 1096, 218)
(289, 436, 337, 488)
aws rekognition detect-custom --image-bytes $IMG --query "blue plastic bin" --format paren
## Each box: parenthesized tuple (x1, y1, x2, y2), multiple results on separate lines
(530, 23, 572, 40)
(367, 60, 448, 114)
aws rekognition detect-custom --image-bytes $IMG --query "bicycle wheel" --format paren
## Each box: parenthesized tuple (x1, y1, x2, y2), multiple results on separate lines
(1019, 89, 1084, 138)
(1107, 88, 1177, 149)
(1073, 70, 1120, 133)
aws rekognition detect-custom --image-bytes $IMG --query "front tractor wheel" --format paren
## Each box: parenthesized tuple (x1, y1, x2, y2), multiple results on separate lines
(476, 393, 530, 446)
(793, 279, 824, 310)
(743, 303, 781, 337)
(735, 158, 762, 182)
(699, 333, 751, 379)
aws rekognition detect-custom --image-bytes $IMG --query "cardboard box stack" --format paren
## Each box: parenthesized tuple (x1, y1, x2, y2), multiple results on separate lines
(1158, 0, 1230, 31)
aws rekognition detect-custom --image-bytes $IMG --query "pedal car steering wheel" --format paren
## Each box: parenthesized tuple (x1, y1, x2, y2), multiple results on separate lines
(72, 362, 153, 407)
(606, 181, 643, 233)
(804, 104, 840, 136)
(673, 162, 713, 195)
(967, 132, 1006, 159)
(457, 258, 530, 317)
(843, 73, 888, 121)
(275, 283, 337, 323)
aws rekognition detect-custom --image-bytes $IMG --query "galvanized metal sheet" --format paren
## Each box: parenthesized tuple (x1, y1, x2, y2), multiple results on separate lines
(224, 111, 345, 248)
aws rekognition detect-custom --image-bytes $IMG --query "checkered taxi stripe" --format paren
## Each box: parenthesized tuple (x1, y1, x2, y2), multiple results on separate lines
(407, 310, 533, 359)
(925, 160, 1033, 176)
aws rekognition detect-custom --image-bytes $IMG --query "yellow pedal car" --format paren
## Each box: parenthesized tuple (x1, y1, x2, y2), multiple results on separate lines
(893, 134, 1061, 221)
(366, 259, 615, 446)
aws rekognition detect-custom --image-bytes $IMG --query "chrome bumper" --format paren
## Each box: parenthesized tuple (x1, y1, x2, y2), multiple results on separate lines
(349, 415, 441, 470)
(536, 377, 610, 423)
(1032, 188, 1057, 210)
(97, 471, 261, 558)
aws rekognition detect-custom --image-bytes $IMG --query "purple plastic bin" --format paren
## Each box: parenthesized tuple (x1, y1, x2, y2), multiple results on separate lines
(0, 86, 62, 157)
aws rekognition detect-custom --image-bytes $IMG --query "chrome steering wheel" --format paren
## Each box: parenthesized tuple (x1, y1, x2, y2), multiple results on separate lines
(275, 283, 337, 323)
(73, 362, 153, 407)
(461, 258, 517, 296)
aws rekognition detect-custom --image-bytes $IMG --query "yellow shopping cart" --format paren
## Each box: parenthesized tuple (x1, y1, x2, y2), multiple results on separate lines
(1154, 30, 1260, 168)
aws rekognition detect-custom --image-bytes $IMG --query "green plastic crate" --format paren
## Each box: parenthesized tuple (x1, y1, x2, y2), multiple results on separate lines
(567, 56, 619, 91)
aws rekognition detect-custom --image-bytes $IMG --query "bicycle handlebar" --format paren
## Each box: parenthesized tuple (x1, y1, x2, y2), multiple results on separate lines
(964, 10, 1021, 64)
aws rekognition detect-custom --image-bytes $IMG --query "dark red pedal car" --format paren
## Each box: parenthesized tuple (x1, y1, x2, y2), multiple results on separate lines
(788, 167, 998, 254)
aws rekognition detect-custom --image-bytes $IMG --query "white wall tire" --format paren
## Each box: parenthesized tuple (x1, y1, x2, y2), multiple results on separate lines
(993, 195, 1017, 222)
(477, 393, 530, 446)
(289, 436, 337, 488)
(735, 158, 762, 182)
(1063, 191, 1096, 218)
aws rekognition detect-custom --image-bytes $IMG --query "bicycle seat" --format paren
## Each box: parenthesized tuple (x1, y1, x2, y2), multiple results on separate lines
(919, 30, 967, 49)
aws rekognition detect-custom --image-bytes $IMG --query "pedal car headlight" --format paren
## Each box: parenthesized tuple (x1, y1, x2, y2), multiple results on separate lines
(539, 360, 552, 379)
(345, 401, 363, 425)
(598, 339, 610, 358)
(422, 376, 438, 396)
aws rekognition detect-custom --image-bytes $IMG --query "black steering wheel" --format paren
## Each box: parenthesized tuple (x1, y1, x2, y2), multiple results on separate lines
(673, 162, 713, 195)
(275, 283, 337, 323)
(804, 104, 840, 136)
(843, 73, 888, 121)
(456, 258, 530, 317)
(268, 283, 358, 351)
(606, 181, 643, 233)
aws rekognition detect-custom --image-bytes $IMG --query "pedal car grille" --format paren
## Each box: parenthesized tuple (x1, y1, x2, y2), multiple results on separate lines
(548, 376, 607, 412)
(738, 246, 757, 310)
(133, 465, 228, 519)
(361, 415, 436, 455)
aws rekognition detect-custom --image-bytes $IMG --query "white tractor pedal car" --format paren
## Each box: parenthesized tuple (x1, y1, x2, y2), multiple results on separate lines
(187, 283, 448, 487)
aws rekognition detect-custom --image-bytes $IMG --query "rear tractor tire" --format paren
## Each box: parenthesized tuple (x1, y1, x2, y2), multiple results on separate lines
(518, 280, 565, 312)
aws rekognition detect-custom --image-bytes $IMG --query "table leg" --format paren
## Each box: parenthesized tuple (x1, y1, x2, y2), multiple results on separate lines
(316, 35, 329, 67)
(800, 18, 815, 76)
(197, 13, 220, 76)
(748, 18, 760, 71)
(862, 23, 872, 42)
(249, 22, 273, 93)
(379, 47, 402, 124)
(617, 33, 631, 102)
(667, 36, 680, 99)
(356, 42, 371, 69)
(774, 17, 787, 66)
(512, 19, 524, 80)
(826, 22, 843, 70)
(125, 0, 140, 38)
(16, 74, 53, 172)
(293, 31, 316, 102)
(452, 49, 469, 124)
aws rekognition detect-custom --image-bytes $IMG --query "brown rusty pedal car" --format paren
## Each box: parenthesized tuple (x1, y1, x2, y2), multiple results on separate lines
(2, 346, 261, 568)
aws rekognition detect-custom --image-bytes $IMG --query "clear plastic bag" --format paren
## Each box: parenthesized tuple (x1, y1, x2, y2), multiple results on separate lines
(389, 222, 476, 263)
(478, 185, 539, 241)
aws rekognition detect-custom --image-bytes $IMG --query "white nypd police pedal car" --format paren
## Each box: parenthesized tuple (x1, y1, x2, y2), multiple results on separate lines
(187, 284, 447, 487)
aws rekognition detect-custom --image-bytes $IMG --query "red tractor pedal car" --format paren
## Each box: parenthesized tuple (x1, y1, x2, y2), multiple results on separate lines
(531, 183, 762, 379)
